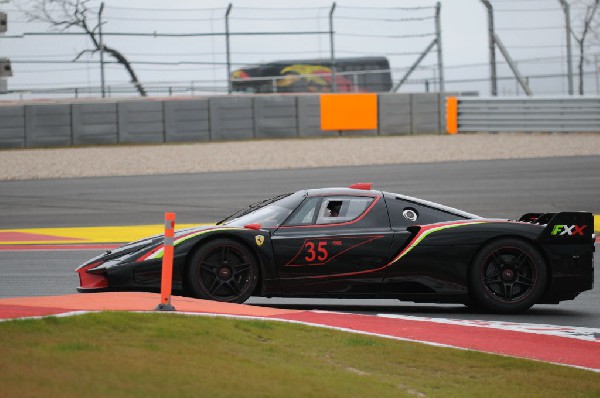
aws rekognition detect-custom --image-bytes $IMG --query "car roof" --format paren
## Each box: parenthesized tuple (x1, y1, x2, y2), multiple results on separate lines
(300, 187, 480, 220)
(305, 187, 381, 197)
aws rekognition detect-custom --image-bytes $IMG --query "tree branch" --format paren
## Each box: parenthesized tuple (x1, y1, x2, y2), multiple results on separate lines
(102, 44, 147, 96)
(73, 48, 97, 61)
(570, 0, 599, 94)
(18, 0, 147, 96)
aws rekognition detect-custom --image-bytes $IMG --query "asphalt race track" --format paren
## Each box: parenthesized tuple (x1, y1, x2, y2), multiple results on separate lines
(2, 155, 599, 228)
(1, 156, 599, 328)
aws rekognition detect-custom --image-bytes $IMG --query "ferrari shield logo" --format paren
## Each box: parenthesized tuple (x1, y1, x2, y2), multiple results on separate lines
(255, 235, 265, 247)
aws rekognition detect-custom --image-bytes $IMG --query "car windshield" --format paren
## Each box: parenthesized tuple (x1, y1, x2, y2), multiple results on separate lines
(219, 191, 306, 228)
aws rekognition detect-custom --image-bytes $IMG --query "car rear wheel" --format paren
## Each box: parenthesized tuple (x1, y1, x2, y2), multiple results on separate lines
(187, 239, 258, 303)
(469, 238, 547, 314)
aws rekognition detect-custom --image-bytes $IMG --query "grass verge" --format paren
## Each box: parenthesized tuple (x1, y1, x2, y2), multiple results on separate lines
(0, 312, 598, 398)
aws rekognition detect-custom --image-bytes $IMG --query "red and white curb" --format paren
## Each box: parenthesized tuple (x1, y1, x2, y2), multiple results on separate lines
(377, 314, 600, 343)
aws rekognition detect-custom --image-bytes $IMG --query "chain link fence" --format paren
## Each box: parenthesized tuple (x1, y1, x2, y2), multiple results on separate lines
(0, 0, 598, 100)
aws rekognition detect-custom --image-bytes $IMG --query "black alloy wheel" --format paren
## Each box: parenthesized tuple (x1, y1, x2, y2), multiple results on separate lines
(469, 238, 547, 313)
(187, 239, 258, 303)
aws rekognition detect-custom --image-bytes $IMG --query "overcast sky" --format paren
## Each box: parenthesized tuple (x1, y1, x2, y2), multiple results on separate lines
(1, 0, 598, 97)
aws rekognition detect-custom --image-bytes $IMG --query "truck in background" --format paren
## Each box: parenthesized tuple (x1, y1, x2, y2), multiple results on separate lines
(231, 56, 392, 93)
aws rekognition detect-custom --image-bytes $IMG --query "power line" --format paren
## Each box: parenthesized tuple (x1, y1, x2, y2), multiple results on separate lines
(339, 5, 435, 11)
(491, 0, 553, 2)
(128, 50, 330, 57)
(102, 15, 221, 22)
(229, 15, 327, 21)
(9, 59, 271, 67)
(1, 30, 330, 38)
(337, 32, 435, 39)
(334, 16, 435, 22)
(14, 67, 102, 73)
(496, 26, 564, 31)
(506, 44, 565, 49)
(105, 6, 225, 12)
(443, 70, 598, 84)
(495, 8, 562, 12)
(231, 6, 333, 11)
(3, 19, 51, 24)
(6, 53, 89, 58)
(338, 50, 424, 56)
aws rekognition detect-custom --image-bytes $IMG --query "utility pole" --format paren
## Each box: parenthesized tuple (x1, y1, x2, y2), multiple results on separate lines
(480, 0, 532, 96)
(225, 3, 233, 94)
(98, 3, 106, 98)
(329, 2, 337, 92)
(480, 0, 497, 96)
(558, 0, 574, 95)
(0, 10, 12, 94)
(594, 53, 600, 95)
(435, 2, 444, 93)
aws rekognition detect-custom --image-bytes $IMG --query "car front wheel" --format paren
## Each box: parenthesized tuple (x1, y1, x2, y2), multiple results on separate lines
(187, 239, 258, 303)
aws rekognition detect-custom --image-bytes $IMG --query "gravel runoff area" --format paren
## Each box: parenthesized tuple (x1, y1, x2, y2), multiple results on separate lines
(1, 133, 599, 181)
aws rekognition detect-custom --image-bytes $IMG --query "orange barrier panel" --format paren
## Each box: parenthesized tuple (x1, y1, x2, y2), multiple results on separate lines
(320, 93, 378, 131)
(446, 96, 458, 135)
(156, 212, 176, 311)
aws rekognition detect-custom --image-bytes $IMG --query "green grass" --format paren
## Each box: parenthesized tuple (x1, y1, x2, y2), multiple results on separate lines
(0, 312, 598, 398)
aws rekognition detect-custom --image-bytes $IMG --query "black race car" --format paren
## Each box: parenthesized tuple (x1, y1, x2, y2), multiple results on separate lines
(76, 183, 595, 313)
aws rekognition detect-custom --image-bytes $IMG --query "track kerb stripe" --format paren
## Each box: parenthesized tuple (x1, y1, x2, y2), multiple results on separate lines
(155, 212, 176, 311)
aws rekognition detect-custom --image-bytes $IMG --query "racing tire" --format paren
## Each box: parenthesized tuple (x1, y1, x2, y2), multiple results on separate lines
(187, 238, 258, 303)
(469, 238, 547, 314)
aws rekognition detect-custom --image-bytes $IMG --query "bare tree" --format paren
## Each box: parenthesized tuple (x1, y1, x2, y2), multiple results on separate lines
(17, 0, 146, 96)
(571, 0, 599, 94)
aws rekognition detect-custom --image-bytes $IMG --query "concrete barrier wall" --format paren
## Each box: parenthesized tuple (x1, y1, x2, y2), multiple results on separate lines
(0, 94, 445, 149)
(297, 95, 324, 137)
(164, 99, 210, 142)
(0, 105, 25, 148)
(25, 104, 72, 147)
(379, 94, 412, 135)
(72, 102, 118, 145)
(378, 93, 445, 135)
(412, 93, 442, 135)
(209, 96, 254, 141)
(118, 101, 164, 144)
(253, 96, 298, 139)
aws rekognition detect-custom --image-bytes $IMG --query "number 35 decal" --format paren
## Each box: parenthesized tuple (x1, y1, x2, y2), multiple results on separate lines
(285, 236, 382, 267)
(305, 241, 329, 262)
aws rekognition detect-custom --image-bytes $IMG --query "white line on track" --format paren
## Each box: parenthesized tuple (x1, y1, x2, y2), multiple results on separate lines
(376, 314, 600, 343)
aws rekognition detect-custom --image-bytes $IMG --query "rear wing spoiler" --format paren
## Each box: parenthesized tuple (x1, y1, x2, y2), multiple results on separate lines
(519, 212, 594, 243)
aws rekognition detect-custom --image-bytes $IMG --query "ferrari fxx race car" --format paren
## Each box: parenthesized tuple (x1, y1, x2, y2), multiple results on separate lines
(76, 183, 595, 313)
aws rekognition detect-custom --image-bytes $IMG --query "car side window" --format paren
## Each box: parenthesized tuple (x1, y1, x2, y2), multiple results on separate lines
(386, 195, 469, 228)
(316, 196, 374, 224)
(284, 196, 321, 225)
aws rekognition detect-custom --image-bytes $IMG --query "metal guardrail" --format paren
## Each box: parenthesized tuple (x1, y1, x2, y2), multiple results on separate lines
(453, 97, 600, 133)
